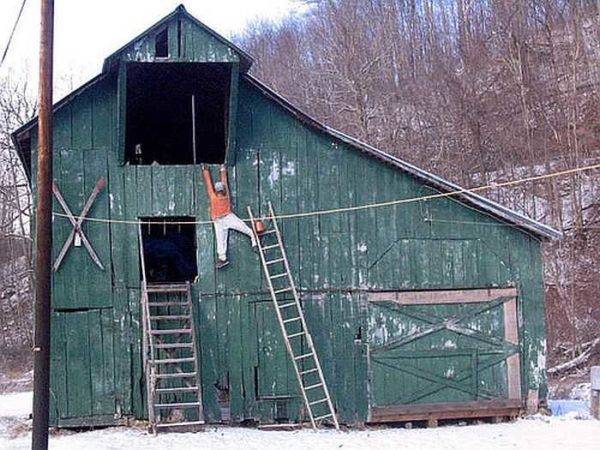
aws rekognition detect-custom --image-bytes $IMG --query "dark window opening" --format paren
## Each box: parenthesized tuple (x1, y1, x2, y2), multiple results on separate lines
(155, 28, 169, 58)
(140, 217, 197, 283)
(177, 19, 182, 57)
(125, 62, 231, 165)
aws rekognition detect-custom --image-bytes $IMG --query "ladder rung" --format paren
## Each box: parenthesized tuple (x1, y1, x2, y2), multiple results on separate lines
(260, 230, 276, 236)
(294, 353, 314, 361)
(156, 386, 199, 394)
(148, 302, 189, 307)
(309, 398, 329, 406)
(150, 329, 192, 335)
(300, 368, 319, 376)
(146, 283, 189, 292)
(278, 302, 296, 310)
(154, 402, 200, 409)
(262, 244, 280, 251)
(156, 420, 204, 428)
(155, 342, 193, 349)
(266, 258, 285, 265)
(274, 287, 292, 295)
(270, 273, 287, 280)
(151, 357, 195, 365)
(150, 315, 190, 320)
(288, 331, 305, 339)
(304, 383, 323, 391)
(313, 413, 333, 421)
(155, 372, 196, 379)
(283, 317, 301, 324)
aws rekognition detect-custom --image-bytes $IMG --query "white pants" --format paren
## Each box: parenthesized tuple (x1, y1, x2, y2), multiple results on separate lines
(213, 213, 256, 261)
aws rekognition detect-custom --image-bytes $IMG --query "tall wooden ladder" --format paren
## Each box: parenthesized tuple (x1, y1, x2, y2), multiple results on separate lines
(248, 202, 339, 430)
(138, 226, 204, 434)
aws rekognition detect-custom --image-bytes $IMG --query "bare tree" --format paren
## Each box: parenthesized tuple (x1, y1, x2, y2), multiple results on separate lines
(0, 73, 36, 366)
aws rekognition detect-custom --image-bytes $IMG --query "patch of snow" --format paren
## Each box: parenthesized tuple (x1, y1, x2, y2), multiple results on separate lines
(0, 391, 31, 418)
(570, 383, 591, 401)
(1, 392, 599, 450)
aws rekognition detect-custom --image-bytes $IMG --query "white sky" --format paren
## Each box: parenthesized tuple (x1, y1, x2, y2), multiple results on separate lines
(0, 0, 304, 96)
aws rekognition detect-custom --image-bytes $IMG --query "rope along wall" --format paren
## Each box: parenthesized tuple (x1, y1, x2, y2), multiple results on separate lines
(50, 162, 600, 226)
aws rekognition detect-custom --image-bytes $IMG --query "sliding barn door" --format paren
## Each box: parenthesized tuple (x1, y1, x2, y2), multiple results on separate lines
(366, 288, 522, 422)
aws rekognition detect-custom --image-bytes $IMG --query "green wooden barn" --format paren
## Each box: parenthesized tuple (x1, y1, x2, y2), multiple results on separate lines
(13, 5, 560, 429)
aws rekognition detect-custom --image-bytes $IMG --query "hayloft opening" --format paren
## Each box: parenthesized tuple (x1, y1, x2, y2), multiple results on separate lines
(125, 62, 231, 165)
(140, 217, 197, 283)
(155, 28, 169, 58)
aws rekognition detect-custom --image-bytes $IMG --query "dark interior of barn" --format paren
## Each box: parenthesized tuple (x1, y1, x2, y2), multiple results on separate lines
(125, 62, 231, 165)
(140, 217, 197, 283)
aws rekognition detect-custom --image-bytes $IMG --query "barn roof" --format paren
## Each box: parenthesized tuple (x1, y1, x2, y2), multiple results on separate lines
(11, 6, 561, 241)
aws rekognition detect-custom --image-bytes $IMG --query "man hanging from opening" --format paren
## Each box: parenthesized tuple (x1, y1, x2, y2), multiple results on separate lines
(202, 164, 257, 268)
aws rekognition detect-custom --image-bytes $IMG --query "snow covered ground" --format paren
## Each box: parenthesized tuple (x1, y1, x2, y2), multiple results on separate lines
(1, 391, 598, 450)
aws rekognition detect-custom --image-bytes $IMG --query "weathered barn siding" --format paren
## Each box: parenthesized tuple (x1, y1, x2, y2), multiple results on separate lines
(20, 7, 548, 427)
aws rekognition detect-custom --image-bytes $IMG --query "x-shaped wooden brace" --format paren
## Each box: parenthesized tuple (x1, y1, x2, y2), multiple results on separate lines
(370, 297, 518, 403)
(53, 177, 106, 271)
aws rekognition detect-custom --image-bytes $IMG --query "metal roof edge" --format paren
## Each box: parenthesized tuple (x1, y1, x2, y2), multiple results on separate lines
(244, 75, 561, 241)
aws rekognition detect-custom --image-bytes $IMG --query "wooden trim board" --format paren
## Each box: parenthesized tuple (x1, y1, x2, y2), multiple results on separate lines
(367, 288, 517, 305)
(503, 297, 522, 400)
(370, 400, 522, 423)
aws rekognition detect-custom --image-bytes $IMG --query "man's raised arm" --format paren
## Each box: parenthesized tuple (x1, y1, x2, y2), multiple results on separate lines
(202, 164, 215, 196)
(220, 164, 229, 192)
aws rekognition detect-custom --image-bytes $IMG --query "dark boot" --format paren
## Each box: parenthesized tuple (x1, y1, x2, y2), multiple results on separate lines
(216, 259, 229, 269)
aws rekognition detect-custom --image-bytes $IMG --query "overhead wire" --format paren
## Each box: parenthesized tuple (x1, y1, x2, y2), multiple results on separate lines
(0, 0, 28, 68)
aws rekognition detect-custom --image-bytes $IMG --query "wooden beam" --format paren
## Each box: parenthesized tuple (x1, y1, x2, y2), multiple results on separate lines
(367, 287, 518, 305)
(504, 297, 522, 400)
(370, 400, 522, 423)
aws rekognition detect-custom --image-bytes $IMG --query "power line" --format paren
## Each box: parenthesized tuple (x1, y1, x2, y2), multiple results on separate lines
(0, 0, 28, 68)
(50, 161, 600, 226)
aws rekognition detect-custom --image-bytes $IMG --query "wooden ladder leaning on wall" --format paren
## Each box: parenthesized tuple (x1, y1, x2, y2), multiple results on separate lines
(137, 224, 204, 434)
(248, 202, 340, 430)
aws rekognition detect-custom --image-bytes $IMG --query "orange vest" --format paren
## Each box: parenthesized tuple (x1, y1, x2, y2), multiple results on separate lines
(208, 191, 231, 219)
(203, 168, 232, 219)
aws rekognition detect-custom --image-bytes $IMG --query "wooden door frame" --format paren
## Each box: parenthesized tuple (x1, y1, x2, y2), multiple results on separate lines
(366, 287, 522, 422)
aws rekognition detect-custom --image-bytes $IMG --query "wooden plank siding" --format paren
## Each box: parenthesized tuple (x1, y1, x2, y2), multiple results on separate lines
(23, 19, 549, 426)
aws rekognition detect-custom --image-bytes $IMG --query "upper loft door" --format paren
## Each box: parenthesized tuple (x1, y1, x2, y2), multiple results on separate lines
(119, 62, 239, 166)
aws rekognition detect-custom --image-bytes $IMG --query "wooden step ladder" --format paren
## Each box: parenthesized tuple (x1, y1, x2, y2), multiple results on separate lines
(248, 202, 339, 430)
(138, 226, 204, 434)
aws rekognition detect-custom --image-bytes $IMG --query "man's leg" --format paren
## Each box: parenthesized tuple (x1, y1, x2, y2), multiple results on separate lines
(224, 213, 257, 247)
(213, 219, 229, 262)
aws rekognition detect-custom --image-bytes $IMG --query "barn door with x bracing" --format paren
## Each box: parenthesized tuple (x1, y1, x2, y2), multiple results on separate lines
(366, 288, 522, 422)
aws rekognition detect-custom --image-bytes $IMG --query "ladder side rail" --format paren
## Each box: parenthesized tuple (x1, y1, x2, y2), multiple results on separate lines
(248, 206, 317, 429)
(186, 282, 205, 423)
(267, 202, 304, 318)
(138, 222, 156, 431)
(267, 202, 340, 430)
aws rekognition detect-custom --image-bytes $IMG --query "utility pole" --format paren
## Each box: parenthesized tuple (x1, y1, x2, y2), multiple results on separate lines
(32, 0, 54, 449)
